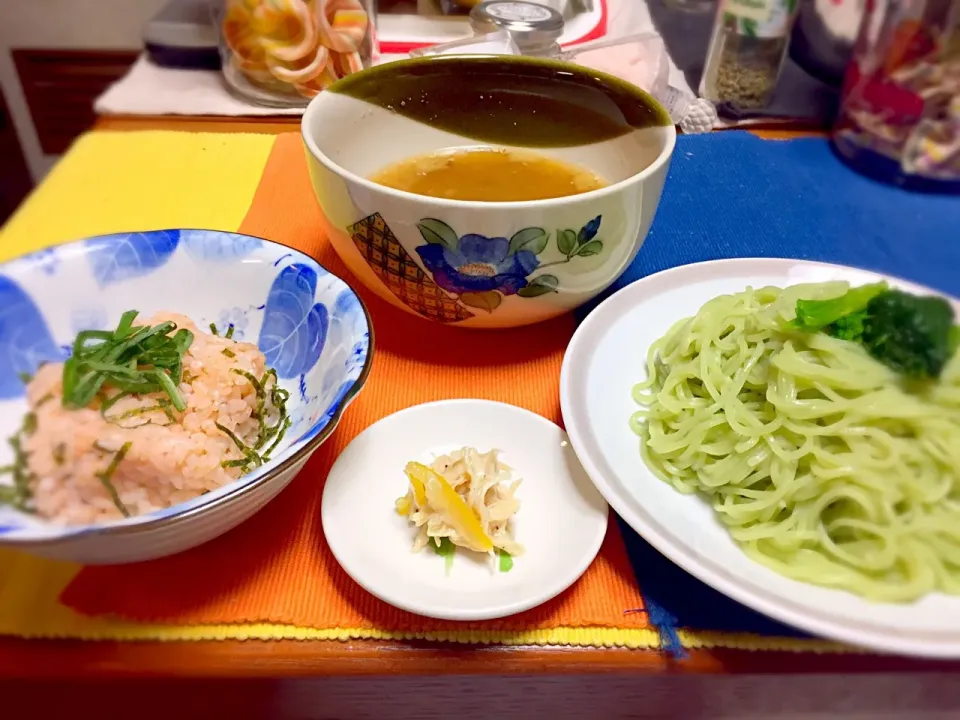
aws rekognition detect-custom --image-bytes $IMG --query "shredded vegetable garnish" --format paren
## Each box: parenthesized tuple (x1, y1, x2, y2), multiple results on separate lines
(62, 310, 194, 412)
(94, 442, 132, 517)
(216, 368, 291, 473)
(433, 536, 456, 574)
(209, 322, 235, 339)
(396, 447, 523, 571)
(0, 412, 38, 512)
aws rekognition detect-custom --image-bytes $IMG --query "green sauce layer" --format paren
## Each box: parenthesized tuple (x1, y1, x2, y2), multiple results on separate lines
(329, 55, 671, 148)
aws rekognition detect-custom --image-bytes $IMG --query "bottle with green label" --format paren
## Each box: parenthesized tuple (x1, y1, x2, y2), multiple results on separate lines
(699, 0, 801, 112)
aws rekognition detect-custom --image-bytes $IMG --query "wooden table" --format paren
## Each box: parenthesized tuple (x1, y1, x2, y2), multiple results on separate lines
(2, 116, 958, 719)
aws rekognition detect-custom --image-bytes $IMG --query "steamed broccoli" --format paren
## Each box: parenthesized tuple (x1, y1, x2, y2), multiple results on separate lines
(860, 290, 955, 380)
(792, 282, 888, 332)
(828, 309, 867, 342)
(790, 285, 958, 381)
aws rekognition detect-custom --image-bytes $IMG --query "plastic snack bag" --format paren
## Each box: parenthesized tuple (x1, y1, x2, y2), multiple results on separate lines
(408, 22, 717, 132)
(561, 33, 718, 134)
(409, 30, 521, 58)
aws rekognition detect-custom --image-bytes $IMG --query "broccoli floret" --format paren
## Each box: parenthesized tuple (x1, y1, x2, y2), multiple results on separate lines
(790, 284, 958, 381)
(792, 282, 888, 331)
(827, 309, 867, 342)
(861, 290, 955, 380)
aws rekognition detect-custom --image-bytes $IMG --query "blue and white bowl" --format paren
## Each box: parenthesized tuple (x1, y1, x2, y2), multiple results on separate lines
(0, 229, 373, 563)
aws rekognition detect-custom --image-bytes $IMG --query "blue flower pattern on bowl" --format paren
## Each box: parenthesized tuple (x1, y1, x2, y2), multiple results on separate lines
(85, 230, 180, 287)
(305, 288, 369, 440)
(215, 307, 251, 341)
(417, 234, 539, 297)
(0, 276, 65, 399)
(182, 230, 262, 261)
(413, 216, 605, 313)
(70, 306, 109, 335)
(0, 230, 370, 539)
(32, 247, 60, 276)
(258, 264, 329, 379)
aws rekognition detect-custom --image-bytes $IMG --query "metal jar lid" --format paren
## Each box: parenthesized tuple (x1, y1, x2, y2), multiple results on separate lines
(469, 1, 565, 49)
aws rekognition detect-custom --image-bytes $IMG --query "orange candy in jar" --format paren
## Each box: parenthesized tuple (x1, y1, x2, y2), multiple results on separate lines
(216, 0, 374, 106)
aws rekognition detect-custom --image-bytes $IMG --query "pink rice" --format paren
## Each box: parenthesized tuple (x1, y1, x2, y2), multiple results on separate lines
(24, 312, 274, 525)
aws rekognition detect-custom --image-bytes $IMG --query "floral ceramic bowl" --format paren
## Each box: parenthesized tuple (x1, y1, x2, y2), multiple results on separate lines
(0, 230, 372, 563)
(301, 55, 676, 329)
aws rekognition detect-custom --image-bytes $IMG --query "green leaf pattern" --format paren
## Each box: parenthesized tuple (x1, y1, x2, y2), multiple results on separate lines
(577, 240, 603, 257)
(557, 229, 577, 256)
(508, 227, 549, 256)
(517, 274, 559, 298)
(416, 218, 459, 248)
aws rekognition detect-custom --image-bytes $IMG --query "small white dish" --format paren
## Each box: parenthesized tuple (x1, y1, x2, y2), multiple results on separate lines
(560, 258, 960, 658)
(321, 399, 608, 620)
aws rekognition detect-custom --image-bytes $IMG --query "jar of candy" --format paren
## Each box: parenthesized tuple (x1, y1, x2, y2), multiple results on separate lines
(831, 0, 960, 193)
(213, 0, 377, 107)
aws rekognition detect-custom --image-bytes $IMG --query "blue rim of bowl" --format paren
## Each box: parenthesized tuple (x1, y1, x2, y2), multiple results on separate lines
(0, 230, 376, 543)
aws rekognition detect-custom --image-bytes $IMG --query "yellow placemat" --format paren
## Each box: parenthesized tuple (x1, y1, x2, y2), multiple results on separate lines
(0, 130, 275, 260)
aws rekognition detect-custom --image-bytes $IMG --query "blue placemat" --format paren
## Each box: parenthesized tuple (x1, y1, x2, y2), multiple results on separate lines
(583, 131, 960, 648)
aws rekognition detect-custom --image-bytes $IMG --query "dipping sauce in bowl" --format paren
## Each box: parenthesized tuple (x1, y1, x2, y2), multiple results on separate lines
(369, 147, 608, 202)
(301, 55, 676, 329)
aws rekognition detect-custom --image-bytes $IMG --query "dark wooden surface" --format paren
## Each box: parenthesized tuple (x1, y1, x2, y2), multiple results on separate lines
(1, 637, 959, 679)
(0, 83, 33, 223)
(3, 671, 960, 719)
(13, 48, 139, 154)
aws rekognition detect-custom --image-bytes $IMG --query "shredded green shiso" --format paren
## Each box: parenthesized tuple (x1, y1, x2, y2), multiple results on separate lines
(62, 309, 194, 412)
(0, 310, 291, 516)
(0, 412, 38, 512)
(93, 441, 132, 517)
(216, 368, 291, 474)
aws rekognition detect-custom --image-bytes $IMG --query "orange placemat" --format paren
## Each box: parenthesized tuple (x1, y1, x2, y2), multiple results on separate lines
(60, 133, 649, 638)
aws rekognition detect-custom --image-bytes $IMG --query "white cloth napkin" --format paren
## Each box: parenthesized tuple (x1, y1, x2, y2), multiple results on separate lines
(94, 56, 305, 117)
(94, 53, 416, 117)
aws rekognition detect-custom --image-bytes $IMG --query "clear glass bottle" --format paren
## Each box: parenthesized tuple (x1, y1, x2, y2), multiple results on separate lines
(212, 0, 377, 108)
(699, 0, 801, 112)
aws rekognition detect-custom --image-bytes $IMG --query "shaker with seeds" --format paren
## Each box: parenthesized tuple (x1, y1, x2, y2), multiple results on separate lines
(699, 0, 801, 112)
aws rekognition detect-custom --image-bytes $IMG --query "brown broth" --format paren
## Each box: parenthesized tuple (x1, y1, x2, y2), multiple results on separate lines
(369, 147, 608, 202)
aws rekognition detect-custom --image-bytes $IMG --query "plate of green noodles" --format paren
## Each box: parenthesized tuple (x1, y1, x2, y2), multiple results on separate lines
(560, 258, 960, 657)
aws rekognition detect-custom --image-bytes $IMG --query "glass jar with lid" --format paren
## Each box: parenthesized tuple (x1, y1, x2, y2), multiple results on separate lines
(469, 1, 565, 58)
(212, 0, 377, 108)
(699, 0, 801, 112)
(832, 0, 959, 193)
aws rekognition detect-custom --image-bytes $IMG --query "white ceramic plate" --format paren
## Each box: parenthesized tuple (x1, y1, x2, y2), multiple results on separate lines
(321, 399, 608, 620)
(560, 258, 960, 658)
